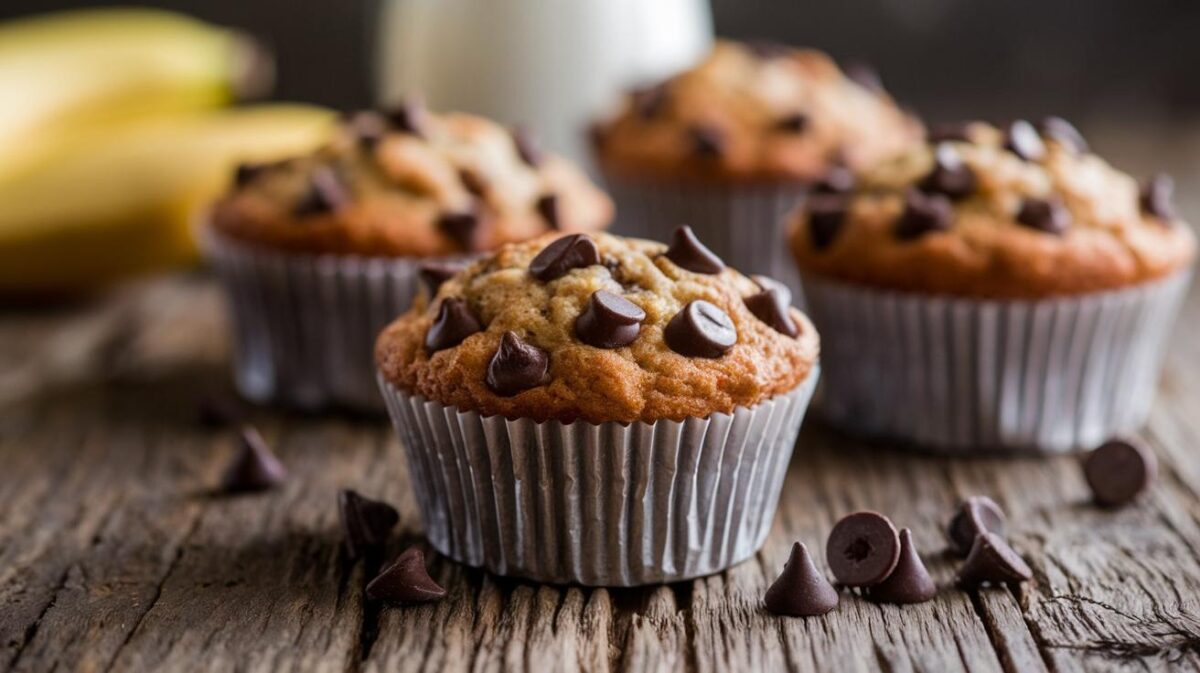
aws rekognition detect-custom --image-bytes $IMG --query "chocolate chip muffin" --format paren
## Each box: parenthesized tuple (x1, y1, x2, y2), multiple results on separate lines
(375, 229, 820, 585)
(789, 118, 1194, 453)
(203, 103, 613, 411)
(590, 40, 922, 300)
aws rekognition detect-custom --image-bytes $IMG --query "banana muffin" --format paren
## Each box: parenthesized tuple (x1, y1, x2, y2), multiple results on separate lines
(376, 229, 820, 585)
(205, 103, 613, 410)
(789, 118, 1194, 453)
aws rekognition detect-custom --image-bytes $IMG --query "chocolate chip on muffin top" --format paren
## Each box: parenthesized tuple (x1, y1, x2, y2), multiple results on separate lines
(376, 231, 819, 423)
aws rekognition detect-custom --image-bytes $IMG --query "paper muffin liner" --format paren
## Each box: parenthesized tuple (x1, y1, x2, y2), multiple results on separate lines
(603, 175, 807, 302)
(204, 228, 470, 411)
(376, 367, 819, 586)
(800, 271, 1191, 454)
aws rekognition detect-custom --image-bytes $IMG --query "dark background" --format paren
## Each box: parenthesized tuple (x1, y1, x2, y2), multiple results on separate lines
(4, 0, 1200, 128)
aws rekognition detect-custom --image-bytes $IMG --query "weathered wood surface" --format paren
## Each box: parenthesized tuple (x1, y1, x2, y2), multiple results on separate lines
(2, 272, 1200, 673)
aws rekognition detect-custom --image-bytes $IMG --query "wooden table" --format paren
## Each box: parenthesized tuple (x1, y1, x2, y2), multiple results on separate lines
(2, 273, 1199, 673)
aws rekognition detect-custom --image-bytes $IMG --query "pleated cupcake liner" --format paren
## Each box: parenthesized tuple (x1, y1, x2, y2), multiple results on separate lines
(602, 175, 808, 303)
(800, 271, 1191, 454)
(204, 228, 469, 411)
(377, 367, 820, 586)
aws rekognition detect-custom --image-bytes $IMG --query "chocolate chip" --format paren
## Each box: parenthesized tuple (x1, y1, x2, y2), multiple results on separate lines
(843, 61, 883, 94)
(895, 189, 953, 240)
(219, 426, 287, 493)
(664, 300, 737, 358)
(346, 110, 388, 148)
(458, 168, 487, 197)
(197, 394, 244, 428)
(1016, 197, 1070, 235)
(366, 546, 446, 604)
(424, 297, 482, 352)
(294, 166, 350, 217)
(234, 162, 268, 188)
(631, 84, 669, 120)
(437, 211, 482, 251)
(763, 542, 839, 617)
(536, 193, 560, 230)
(511, 127, 543, 167)
(530, 233, 601, 282)
(928, 122, 972, 144)
(826, 511, 901, 587)
(338, 489, 399, 560)
(417, 262, 463, 297)
(775, 113, 809, 133)
(1004, 119, 1046, 162)
(1083, 438, 1157, 507)
(745, 288, 799, 337)
(688, 125, 724, 159)
(752, 274, 792, 306)
(1038, 116, 1088, 153)
(1140, 173, 1176, 221)
(664, 225, 725, 274)
(486, 331, 550, 396)
(808, 195, 848, 250)
(588, 121, 607, 149)
(386, 100, 428, 137)
(745, 40, 792, 59)
(946, 496, 1007, 558)
(866, 529, 937, 604)
(956, 532, 1032, 587)
(814, 166, 855, 195)
(919, 143, 977, 200)
(575, 290, 645, 349)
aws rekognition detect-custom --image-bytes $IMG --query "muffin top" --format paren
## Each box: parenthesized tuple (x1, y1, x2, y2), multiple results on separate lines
(376, 229, 819, 424)
(591, 40, 922, 184)
(210, 103, 613, 257)
(789, 119, 1196, 298)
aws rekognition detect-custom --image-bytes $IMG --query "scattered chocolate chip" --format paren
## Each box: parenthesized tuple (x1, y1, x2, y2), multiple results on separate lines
(956, 532, 1032, 587)
(752, 274, 792, 306)
(764, 542, 839, 617)
(536, 193, 560, 230)
(417, 262, 463, 297)
(1016, 197, 1070, 235)
(486, 331, 550, 396)
(219, 426, 287, 493)
(946, 496, 1007, 558)
(1083, 438, 1157, 507)
(895, 189, 953, 240)
(575, 291, 645, 349)
(345, 110, 388, 148)
(511, 127, 543, 167)
(664, 225, 725, 274)
(588, 121, 607, 149)
(458, 168, 487, 197)
(1004, 120, 1046, 162)
(233, 162, 268, 188)
(631, 84, 669, 120)
(814, 166, 855, 195)
(927, 122, 972, 144)
(424, 297, 483, 352)
(808, 195, 848, 250)
(386, 100, 428, 137)
(437, 211, 482, 252)
(866, 529, 937, 604)
(919, 143, 977, 200)
(775, 113, 809, 134)
(664, 300, 737, 358)
(1038, 116, 1088, 153)
(294, 166, 350, 217)
(530, 233, 601, 281)
(826, 511, 901, 587)
(688, 125, 725, 159)
(745, 288, 799, 337)
(1140, 173, 1176, 221)
(843, 61, 883, 94)
(338, 489, 399, 559)
(197, 394, 244, 428)
(745, 40, 792, 59)
(366, 546, 446, 604)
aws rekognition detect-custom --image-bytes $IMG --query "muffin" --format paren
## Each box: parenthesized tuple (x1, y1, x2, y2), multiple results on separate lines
(591, 39, 922, 297)
(204, 102, 613, 410)
(789, 118, 1194, 453)
(375, 229, 819, 585)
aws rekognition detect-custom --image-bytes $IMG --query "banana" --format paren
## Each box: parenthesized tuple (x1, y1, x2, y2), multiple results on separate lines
(0, 105, 335, 297)
(0, 8, 272, 182)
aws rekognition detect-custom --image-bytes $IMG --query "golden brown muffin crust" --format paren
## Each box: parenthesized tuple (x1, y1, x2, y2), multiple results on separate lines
(790, 121, 1196, 298)
(376, 232, 819, 423)
(211, 107, 613, 257)
(592, 40, 922, 184)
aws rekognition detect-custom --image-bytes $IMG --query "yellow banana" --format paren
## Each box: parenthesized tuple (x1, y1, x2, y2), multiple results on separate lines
(0, 105, 335, 297)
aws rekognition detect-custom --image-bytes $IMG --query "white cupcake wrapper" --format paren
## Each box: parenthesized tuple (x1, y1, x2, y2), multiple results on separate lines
(377, 368, 819, 586)
(603, 176, 807, 302)
(801, 272, 1191, 454)
(204, 229, 468, 411)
